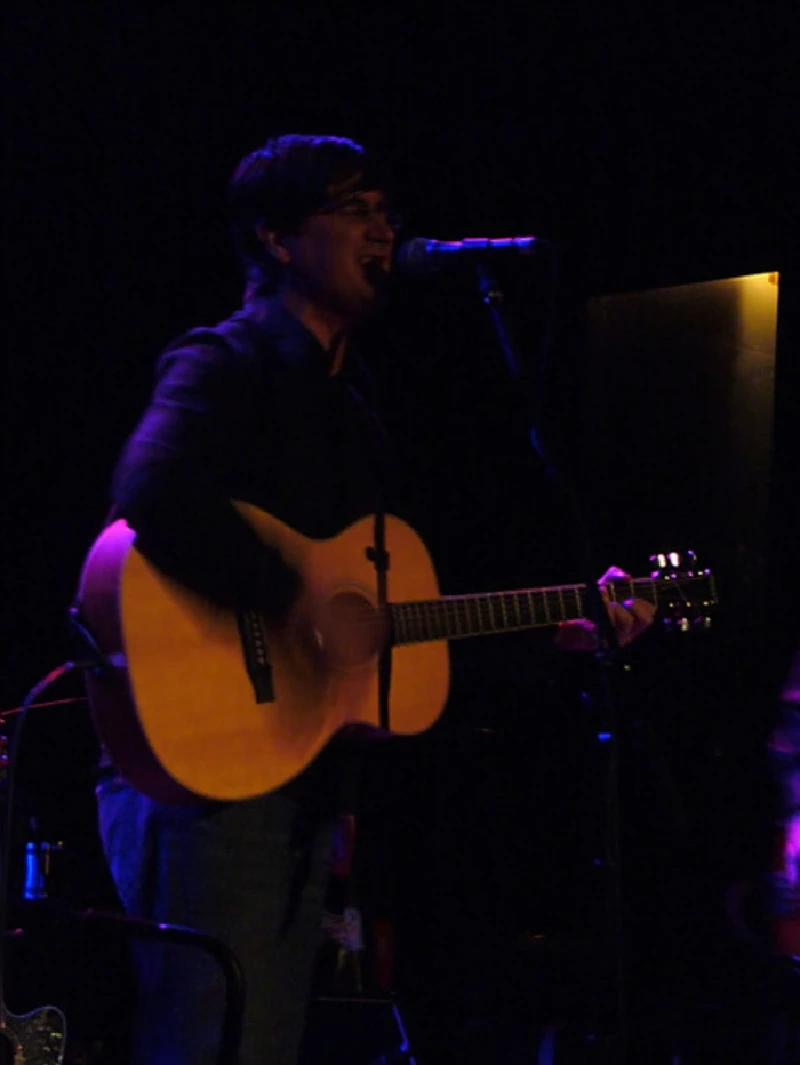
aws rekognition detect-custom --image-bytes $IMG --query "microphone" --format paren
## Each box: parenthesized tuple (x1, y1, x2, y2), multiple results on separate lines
(395, 235, 543, 275)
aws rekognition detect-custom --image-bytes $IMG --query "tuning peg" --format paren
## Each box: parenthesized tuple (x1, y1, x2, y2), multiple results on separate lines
(649, 550, 699, 579)
(649, 549, 717, 635)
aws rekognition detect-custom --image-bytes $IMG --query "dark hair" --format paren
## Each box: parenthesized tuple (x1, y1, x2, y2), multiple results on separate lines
(229, 133, 389, 295)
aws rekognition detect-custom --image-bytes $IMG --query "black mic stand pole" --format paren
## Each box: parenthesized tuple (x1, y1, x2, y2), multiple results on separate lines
(475, 262, 628, 1063)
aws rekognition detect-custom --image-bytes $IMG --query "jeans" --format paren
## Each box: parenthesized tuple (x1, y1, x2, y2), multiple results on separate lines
(97, 775, 333, 1065)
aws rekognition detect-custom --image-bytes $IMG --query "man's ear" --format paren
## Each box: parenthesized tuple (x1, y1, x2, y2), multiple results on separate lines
(255, 223, 291, 266)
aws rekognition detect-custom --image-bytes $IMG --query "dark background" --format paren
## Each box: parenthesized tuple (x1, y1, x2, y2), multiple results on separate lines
(3, 4, 800, 1063)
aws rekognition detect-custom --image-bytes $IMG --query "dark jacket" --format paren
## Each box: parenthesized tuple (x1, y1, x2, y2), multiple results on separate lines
(112, 295, 393, 616)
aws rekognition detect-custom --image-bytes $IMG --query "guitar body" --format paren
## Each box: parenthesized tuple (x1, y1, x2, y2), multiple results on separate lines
(1, 1004, 67, 1064)
(77, 504, 449, 803)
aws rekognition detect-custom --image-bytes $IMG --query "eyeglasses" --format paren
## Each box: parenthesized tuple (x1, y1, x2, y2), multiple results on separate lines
(315, 195, 403, 232)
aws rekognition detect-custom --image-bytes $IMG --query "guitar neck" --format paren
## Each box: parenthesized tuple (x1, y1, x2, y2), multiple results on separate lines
(390, 574, 715, 646)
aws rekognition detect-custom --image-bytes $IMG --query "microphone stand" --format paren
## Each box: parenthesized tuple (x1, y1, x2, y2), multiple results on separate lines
(475, 263, 629, 1062)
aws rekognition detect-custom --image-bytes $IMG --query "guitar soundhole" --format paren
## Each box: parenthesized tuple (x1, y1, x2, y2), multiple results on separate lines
(327, 592, 387, 670)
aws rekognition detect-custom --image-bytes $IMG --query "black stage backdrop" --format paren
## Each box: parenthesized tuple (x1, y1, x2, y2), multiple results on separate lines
(3, 5, 800, 1063)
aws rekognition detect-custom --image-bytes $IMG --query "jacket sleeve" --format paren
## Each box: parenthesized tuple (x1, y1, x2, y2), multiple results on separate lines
(111, 334, 300, 615)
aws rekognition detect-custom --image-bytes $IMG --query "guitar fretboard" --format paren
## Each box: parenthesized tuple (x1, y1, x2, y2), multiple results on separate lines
(389, 574, 715, 646)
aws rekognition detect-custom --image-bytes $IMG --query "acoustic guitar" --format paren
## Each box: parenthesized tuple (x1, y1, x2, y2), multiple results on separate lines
(76, 502, 716, 804)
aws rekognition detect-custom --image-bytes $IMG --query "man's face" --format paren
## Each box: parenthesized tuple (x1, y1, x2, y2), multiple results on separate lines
(279, 181, 396, 319)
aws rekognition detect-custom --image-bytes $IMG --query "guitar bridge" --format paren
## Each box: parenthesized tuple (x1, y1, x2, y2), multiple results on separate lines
(237, 610, 275, 703)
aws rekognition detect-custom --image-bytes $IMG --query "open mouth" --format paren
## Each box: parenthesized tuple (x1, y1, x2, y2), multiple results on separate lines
(360, 255, 391, 272)
(360, 258, 391, 289)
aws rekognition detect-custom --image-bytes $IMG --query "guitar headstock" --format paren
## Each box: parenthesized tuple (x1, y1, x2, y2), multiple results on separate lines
(649, 550, 717, 633)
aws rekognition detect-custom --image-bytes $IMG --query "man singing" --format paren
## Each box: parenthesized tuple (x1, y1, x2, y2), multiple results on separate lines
(94, 133, 653, 1065)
